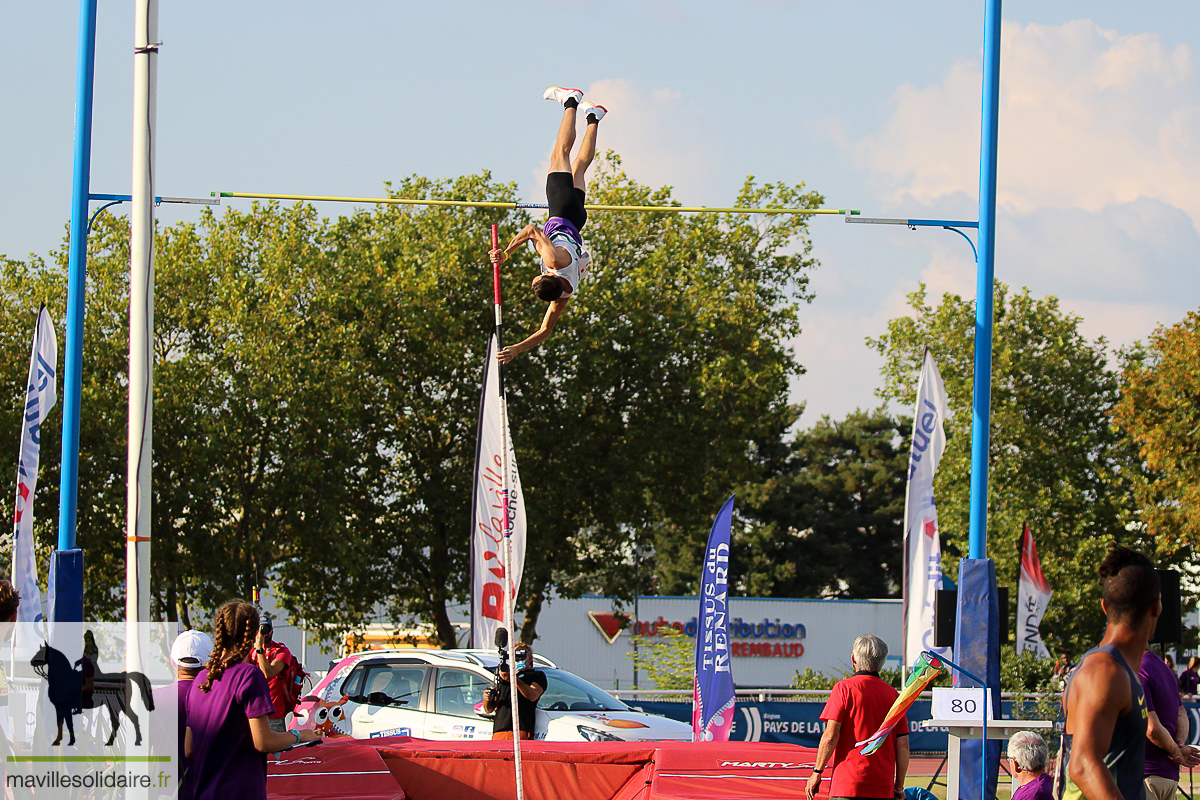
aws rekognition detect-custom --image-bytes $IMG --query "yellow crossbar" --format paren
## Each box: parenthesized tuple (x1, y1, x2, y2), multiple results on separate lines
(215, 192, 859, 216)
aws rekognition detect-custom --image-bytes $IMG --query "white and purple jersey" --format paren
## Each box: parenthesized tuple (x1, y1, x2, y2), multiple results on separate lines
(540, 216, 588, 296)
(543, 216, 582, 248)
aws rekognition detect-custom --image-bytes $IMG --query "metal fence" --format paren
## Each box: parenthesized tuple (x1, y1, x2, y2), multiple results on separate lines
(612, 692, 1065, 753)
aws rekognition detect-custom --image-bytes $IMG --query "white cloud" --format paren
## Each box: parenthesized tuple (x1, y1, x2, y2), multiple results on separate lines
(916, 242, 977, 303)
(789, 306, 892, 423)
(839, 19, 1200, 367)
(855, 19, 1200, 223)
(997, 198, 1200, 305)
(528, 79, 715, 204)
(1064, 298, 1180, 349)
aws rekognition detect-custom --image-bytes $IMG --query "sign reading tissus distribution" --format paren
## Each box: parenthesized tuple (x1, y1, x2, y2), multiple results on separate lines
(539, 595, 903, 690)
(587, 612, 807, 657)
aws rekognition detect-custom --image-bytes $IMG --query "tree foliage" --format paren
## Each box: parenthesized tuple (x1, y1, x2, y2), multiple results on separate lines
(737, 409, 909, 598)
(867, 283, 1149, 657)
(1114, 310, 1200, 551)
(626, 629, 695, 690)
(0, 157, 822, 646)
(0, 255, 72, 605)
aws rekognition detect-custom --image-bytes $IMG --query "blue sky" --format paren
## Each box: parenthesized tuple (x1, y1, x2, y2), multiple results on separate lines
(4, 1, 1199, 423)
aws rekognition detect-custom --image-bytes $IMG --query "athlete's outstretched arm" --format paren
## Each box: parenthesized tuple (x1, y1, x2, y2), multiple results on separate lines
(490, 224, 569, 270)
(497, 298, 569, 363)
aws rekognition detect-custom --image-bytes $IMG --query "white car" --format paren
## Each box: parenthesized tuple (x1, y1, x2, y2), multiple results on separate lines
(293, 648, 692, 743)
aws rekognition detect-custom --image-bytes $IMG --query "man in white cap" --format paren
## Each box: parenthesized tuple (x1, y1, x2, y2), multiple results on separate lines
(154, 629, 213, 799)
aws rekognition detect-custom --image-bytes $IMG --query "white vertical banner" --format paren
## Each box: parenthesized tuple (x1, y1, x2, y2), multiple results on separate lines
(903, 349, 950, 668)
(1017, 523, 1052, 659)
(12, 306, 57, 627)
(470, 334, 526, 649)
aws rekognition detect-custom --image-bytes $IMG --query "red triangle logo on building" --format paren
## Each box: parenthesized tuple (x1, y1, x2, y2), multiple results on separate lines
(588, 611, 628, 645)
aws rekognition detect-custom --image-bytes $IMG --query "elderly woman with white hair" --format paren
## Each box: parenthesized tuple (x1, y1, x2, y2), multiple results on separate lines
(1007, 731, 1054, 800)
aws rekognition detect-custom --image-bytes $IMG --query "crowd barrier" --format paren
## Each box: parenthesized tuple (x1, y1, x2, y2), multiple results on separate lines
(634, 698, 1050, 752)
(632, 699, 1200, 752)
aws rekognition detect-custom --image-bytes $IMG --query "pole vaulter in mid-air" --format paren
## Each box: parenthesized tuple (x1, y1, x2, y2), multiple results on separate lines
(488, 86, 606, 363)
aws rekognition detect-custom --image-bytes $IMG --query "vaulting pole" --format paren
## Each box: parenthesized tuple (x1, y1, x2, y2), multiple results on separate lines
(491, 224, 525, 800)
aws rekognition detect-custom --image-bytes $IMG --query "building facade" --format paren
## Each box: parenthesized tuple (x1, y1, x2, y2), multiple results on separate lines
(533, 596, 903, 690)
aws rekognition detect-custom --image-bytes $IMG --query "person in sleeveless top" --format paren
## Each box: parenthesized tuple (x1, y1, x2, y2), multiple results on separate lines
(489, 86, 606, 363)
(1060, 545, 1198, 800)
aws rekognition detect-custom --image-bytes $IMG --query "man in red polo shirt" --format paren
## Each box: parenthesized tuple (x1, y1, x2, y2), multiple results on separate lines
(247, 614, 293, 732)
(806, 635, 909, 800)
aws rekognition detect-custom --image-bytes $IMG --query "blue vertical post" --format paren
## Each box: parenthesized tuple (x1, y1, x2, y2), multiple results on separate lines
(954, 559, 1001, 800)
(56, 0, 99, 622)
(969, 0, 1002, 559)
(962, 1, 1003, 798)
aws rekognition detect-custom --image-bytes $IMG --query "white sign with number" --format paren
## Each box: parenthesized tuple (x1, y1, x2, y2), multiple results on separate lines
(931, 687, 996, 722)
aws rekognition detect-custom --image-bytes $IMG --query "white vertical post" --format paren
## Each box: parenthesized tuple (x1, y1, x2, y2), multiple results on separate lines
(490, 225, 525, 800)
(127, 0, 158, 683)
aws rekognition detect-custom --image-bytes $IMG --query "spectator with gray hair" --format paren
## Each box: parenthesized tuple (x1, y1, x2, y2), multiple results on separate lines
(1007, 731, 1053, 800)
(806, 635, 909, 800)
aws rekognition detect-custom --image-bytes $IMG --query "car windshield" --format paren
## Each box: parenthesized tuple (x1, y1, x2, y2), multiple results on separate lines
(538, 668, 630, 712)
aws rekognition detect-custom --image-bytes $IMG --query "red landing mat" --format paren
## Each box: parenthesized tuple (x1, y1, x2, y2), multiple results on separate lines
(269, 736, 825, 800)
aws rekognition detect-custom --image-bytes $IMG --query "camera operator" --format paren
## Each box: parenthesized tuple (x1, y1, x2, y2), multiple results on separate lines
(484, 642, 546, 740)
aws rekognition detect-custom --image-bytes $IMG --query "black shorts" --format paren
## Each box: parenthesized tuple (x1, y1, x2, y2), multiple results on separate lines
(546, 172, 587, 230)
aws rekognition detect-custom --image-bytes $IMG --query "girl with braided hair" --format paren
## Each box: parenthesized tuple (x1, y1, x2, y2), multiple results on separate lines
(184, 601, 318, 800)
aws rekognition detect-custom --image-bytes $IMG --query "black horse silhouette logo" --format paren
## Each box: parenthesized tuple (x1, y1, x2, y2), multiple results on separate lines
(31, 642, 155, 746)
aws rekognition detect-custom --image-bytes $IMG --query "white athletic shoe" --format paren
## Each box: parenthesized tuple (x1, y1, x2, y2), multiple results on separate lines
(580, 101, 607, 122)
(543, 86, 584, 106)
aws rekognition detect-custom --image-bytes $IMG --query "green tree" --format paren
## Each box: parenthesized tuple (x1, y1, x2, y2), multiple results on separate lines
(868, 283, 1150, 657)
(0, 176, 525, 634)
(737, 409, 909, 598)
(0, 156, 822, 648)
(0, 255, 71, 608)
(791, 667, 837, 690)
(0, 227, 180, 620)
(1114, 310, 1200, 551)
(67, 203, 412, 628)
(626, 629, 695, 690)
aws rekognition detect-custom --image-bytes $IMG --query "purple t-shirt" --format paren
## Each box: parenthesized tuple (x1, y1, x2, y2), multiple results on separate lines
(1181, 669, 1199, 696)
(151, 678, 196, 796)
(1013, 773, 1054, 800)
(1140, 650, 1182, 780)
(185, 662, 276, 800)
